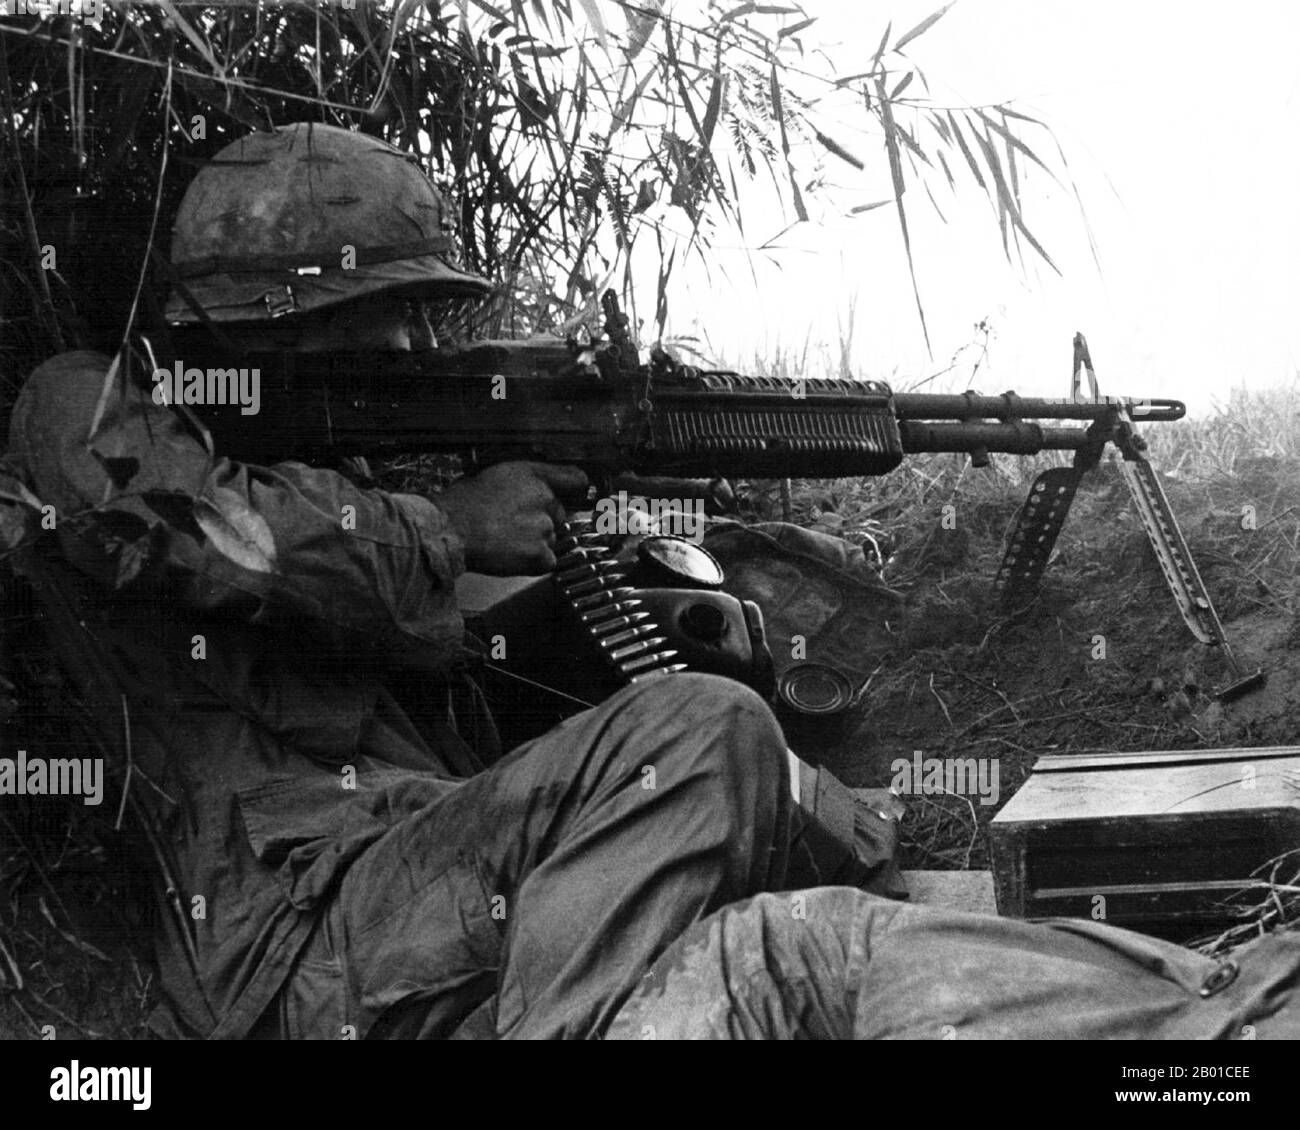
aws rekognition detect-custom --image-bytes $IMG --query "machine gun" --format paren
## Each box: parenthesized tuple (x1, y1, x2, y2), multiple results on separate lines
(204, 294, 1260, 700)
(226, 294, 1184, 478)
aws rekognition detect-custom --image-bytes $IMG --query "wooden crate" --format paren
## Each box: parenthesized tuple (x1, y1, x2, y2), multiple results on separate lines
(989, 747, 1300, 939)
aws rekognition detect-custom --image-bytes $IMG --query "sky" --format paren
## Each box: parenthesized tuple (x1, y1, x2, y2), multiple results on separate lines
(652, 0, 1300, 415)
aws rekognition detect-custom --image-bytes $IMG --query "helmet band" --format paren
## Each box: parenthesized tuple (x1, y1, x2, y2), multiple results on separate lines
(173, 235, 459, 281)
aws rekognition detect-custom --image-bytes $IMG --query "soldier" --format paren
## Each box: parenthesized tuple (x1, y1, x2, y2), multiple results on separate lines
(1, 122, 897, 1039)
(609, 887, 1300, 1040)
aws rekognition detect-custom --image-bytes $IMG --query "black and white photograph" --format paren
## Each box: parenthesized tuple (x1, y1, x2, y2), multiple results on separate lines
(0, 0, 1296, 1100)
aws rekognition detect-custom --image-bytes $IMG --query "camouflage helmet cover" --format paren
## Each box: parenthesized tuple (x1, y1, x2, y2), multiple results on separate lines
(165, 122, 491, 324)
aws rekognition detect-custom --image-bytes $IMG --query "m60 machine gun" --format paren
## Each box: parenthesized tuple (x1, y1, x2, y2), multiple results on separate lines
(200, 296, 1261, 700)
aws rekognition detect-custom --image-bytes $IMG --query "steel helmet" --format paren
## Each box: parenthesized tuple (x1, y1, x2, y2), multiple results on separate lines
(164, 122, 491, 324)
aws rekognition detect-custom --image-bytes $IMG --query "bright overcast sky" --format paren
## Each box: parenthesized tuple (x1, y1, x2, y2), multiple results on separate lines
(653, 0, 1300, 415)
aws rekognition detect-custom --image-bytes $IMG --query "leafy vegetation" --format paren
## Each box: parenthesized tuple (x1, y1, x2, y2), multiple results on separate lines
(2, 0, 1068, 392)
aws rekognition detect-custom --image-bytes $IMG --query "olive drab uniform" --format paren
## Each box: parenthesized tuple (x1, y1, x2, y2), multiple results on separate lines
(1, 122, 899, 1039)
(610, 888, 1300, 1040)
(2, 352, 899, 1038)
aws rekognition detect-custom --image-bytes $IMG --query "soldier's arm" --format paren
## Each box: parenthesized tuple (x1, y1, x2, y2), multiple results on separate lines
(9, 352, 472, 667)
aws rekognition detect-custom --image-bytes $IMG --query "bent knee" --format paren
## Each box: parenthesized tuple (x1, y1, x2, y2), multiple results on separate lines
(630, 672, 787, 784)
(632, 670, 772, 715)
(660, 671, 771, 714)
(638, 671, 780, 736)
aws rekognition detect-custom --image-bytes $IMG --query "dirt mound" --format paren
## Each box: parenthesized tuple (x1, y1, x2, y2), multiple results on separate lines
(779, 436, 1300, 872)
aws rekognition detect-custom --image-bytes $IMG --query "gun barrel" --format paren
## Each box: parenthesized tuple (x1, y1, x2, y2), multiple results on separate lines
(899, 421, 1090, 455)
(891, 391, 1185, 423)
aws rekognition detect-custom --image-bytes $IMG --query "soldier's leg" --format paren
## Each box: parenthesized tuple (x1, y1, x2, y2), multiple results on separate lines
(608, 888, 1300, 1040)
(328, 672, 795, 1039)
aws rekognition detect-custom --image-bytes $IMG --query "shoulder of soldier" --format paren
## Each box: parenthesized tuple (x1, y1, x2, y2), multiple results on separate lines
(23, 349, 116, 388)
(18, 349, 119, 412)
(12, 350, 119, 444)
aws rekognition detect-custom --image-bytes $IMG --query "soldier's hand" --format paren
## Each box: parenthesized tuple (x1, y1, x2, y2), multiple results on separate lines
(438, 461, 589, 575)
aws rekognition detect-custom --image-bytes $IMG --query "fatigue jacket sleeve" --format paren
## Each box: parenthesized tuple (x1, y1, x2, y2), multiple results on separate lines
(9, 352, 466, 668)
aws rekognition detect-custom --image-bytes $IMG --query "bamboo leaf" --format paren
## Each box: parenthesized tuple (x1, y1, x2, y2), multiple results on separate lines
(894, 2, 957, 53)
(893, 120, 930, 164)
(870, 22, 892, 70)
(576, 0, 608, 45)
(976, 107, 1058, 181)
(770, 62, 808, 222)
(1010, 211, 1057, 272)
(972, 125, 1016, 218)
(88, 352, 123, 443)
(655, 241, 675, 337)
(935, 147, 955, 189)
(946, 111, 986, 189)
(923, 178, 948, 223)
(778, 17, 817, 40)
(890, 70, 913, 100)
(966, 121, 1010, 255)
(815, 129, 864, 170)
(1005, 121, 1020, 199)
(851, 199, 891, 214)
(612, 63, 656, 128)
(467, 0, 510, 18)
(701, 65, 725, 146)
(696, 31, 727, 148)
(971, 122, 1059, 273)
(875, 74, 930, 352)
(157, 0, 224, 77)
(512, 42, 570, 57)
(624, 0, 664, 58)
(664, 24, 714, 164)
(721, 2, 758, 22)
(996, 104, 1044, 125)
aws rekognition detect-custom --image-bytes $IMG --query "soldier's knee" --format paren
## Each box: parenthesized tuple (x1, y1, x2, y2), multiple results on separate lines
(662, 670, 771, 714)
(637, 672, 787, 788)
(641, 670, 776, 726)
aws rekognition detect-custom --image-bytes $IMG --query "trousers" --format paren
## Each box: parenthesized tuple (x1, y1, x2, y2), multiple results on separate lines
(263, 673, 867, 1039)
(607, 887, 1300, 1040)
